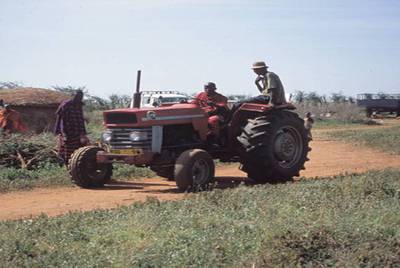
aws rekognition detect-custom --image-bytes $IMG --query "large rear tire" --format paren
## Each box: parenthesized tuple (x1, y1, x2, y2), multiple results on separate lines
(237, 110, 310, 183)
(174, 149, 215, 192)
(69, 146, 113, 188)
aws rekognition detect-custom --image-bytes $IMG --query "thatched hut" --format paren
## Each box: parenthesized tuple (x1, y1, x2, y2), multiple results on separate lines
(0, 88, 70, 133)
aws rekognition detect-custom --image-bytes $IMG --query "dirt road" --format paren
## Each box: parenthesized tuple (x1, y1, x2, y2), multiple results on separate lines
(1, 134, 400, 221)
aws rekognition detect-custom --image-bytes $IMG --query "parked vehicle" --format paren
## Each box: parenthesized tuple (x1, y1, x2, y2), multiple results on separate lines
(140, 91, 189, 108)
(357, 94, 400, 117)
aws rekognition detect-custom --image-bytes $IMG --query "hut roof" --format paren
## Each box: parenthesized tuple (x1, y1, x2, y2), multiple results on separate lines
(0, 88, 70, 107)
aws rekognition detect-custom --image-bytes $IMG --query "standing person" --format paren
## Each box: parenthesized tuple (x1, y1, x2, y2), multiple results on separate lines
(54, 90, 89, 165)
(304, 112, 314, 140)
(192, 82, 228, 140)
(0, 104, 28, 134)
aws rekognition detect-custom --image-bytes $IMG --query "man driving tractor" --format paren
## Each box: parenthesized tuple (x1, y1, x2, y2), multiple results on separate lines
(192, 82, 228, 140)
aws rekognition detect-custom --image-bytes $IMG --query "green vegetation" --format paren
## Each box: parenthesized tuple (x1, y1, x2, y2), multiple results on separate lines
(0, 133, 60, 169)
(1, 170, 399, 267)
(0, 164, 154, 193)
(328, 125, 400, 155)
(0, 111, 154, 192)
(0, 164, 70, 192)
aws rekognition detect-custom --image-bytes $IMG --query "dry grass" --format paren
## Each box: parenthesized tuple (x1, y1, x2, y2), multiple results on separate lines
(0, 88, 69, 107)
(295, 102, 366, 122)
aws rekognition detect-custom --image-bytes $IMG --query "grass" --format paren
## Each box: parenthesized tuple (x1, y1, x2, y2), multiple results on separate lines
(313, 118, 365, 129)
(327, 125, 400, 155)
(0, 169, 399, 267)
(0, 164, 155, 193)
(0, 164, 70, 192)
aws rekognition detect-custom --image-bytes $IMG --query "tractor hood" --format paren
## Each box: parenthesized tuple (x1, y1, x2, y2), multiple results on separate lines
(103, 103, 208, 128)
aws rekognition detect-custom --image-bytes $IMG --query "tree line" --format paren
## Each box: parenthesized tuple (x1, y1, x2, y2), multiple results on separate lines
(2, 80, 394, 110)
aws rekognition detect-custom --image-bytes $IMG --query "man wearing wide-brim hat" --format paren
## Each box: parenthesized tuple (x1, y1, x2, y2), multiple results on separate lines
(251, 61, 287, 106)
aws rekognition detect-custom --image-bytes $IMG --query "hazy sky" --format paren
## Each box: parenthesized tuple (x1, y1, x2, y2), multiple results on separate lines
(1, 0, 399, 97)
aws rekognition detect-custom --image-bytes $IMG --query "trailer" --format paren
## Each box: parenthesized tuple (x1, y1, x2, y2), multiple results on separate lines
(356, 94, 400, 117)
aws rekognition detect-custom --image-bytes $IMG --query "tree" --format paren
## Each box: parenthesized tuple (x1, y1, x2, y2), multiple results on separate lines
(377, 92, 388, 99)
(305, 91, 323, 105)
(109, 94, 131, 109)
(330, 92, 347, 103)
(292, 90, 306, 103)
(52, 85, 88, 96)
(0, 81, 23, 89)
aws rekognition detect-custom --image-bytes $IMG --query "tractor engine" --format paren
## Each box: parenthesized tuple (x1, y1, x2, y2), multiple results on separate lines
(98, 104, 209, 166)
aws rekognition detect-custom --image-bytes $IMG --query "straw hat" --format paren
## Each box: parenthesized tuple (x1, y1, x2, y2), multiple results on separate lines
(251, 61, 268, 69)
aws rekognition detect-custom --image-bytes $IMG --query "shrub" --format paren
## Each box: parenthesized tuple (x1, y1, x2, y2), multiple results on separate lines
(0, 133, 60, 169)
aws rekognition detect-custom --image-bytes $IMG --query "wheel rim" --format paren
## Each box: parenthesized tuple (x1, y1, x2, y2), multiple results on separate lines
(273, 126, 303, 168)
(191, 159, 210, 185)
(86, 160, 108, 182)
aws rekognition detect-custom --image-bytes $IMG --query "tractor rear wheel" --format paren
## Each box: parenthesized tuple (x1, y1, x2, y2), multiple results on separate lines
(237, 110, 310, 183)
(69, 146, 113, 188)
(174, 149, 215, 192)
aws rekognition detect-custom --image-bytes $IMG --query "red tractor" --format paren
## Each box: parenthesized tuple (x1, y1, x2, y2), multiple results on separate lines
(69, 76, 310, 191)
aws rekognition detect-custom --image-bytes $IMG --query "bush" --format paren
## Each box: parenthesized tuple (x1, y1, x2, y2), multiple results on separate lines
(0, 133, 60, 169)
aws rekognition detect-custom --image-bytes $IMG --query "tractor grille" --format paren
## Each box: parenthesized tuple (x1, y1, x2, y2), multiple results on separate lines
(105, 113, 137, 124)
(108, 128, 152, 150)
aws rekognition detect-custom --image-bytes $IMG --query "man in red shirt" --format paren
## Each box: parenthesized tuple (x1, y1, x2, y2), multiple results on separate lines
(192, 82, 228, 139)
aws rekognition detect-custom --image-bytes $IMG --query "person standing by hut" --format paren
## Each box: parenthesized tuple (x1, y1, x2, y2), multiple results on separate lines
(0, 104, 28, 134)
(54, 90, 89, 165)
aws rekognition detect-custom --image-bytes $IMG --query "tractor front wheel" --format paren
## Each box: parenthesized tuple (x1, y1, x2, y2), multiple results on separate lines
(174, 149, 215, 192)
(69, 146, 113, 188)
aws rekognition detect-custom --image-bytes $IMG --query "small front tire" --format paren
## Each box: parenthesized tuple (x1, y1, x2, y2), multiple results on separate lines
(174, 149, 215, 192)
(69, 146, 113, 188)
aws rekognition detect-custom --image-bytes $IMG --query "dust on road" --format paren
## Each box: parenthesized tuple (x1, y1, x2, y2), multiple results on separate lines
(1, 135, 399, 221)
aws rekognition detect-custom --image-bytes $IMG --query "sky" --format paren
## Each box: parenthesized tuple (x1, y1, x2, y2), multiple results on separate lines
(0, 0, 399, 98)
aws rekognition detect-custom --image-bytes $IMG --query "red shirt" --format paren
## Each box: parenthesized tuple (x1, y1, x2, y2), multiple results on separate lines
(192, 91, 228, 114)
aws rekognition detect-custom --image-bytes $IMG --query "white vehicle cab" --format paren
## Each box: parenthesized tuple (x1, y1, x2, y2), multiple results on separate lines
(140, 91, 189, 108)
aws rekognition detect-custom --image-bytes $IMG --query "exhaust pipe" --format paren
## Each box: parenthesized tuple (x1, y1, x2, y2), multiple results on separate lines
(130, 70, 142, 108)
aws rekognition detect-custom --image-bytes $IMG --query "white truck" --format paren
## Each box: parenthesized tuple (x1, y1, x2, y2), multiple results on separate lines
(140, 91, 189, 108)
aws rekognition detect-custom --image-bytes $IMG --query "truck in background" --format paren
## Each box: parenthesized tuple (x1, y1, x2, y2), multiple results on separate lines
(356, 93, 400, 117)
(140, 91, 189, 108)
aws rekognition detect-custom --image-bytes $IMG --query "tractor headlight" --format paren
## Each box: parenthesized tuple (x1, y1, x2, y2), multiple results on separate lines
(129, 131, 148, 141)
(101, 130, 113, 143)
